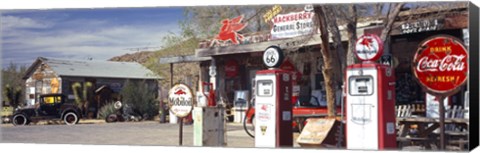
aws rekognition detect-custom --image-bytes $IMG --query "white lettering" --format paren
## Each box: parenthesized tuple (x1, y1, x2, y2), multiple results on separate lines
(416, 55, 466, 72)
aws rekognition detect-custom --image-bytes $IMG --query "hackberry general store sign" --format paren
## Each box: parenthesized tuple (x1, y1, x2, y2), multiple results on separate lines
(270, 11, 315, 39)
(168, 84, 194, 117)
(412, 35, 468, 95)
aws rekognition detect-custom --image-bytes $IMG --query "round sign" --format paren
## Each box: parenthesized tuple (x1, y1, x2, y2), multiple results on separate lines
(412, 35, 468, 96)
(355, 34, 384, 61)
(225, 59, 239, 78)
(263, 46, 284, 68)
(168, 84, 194, 118)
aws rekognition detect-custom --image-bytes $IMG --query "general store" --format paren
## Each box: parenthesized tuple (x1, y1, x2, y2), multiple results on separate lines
(193, 4, 470, 116)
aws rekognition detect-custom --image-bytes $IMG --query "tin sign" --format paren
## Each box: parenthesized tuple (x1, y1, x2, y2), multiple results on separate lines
(168, 84, 194, 118)
(412, 35, 468, 95)
(270, 11, 315, 39)
(355, 34, 384, 61)
(263, 46, 284, 68)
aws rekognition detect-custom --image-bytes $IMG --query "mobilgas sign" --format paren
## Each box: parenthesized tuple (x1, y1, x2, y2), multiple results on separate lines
(412, 35, 468, 96)
(355, 34, 384, 62)
(270, 11, 315, 39)
(168, 84, 194, 118)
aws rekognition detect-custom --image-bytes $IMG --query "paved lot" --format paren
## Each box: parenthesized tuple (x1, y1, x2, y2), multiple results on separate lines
(0, 121, 263, 147)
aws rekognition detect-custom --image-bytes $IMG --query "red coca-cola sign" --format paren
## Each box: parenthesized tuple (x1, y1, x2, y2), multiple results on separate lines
(412, 35, 468, 95)
(225, 59, 239, 78)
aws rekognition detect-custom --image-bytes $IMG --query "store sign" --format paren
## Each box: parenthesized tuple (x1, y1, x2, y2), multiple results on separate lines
(355, 34, 384, 61)
(263, 5, 282, 23)
(168, 84, 194, 118)
(412, 35, 468, 95)
(213, 15, 247, 45)
(225, 60, 239, 78)
(270, 11, 315, 39)
(401, 19, 441, 34)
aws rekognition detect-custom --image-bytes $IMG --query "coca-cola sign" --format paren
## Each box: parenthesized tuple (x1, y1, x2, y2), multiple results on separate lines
(412, 35, 468, 95)
(225, 59, 239, 78)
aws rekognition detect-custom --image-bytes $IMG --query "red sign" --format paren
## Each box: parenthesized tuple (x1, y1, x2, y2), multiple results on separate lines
(280, 59, 295, 71)
(214, 15, 247, 45)
(355, 34, 384, 61)
(280, 59, 302, 81)
(412, 35, 468, 95)
(225, 59, 239, 78)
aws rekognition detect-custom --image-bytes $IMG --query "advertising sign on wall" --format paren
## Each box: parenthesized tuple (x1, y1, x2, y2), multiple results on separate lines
(412, 35, 468, 96)
(270, 11, 315, 39)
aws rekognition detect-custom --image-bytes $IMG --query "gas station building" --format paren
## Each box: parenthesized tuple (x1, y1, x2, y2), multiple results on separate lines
(192, 4, 470, 118)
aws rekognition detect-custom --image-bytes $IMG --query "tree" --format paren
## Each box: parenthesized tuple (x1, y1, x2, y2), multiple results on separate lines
(314, 6, 340, 117)
(72, 82, 92, 117)
(314, 3, 406, 117)
(2, 62, 27, 109)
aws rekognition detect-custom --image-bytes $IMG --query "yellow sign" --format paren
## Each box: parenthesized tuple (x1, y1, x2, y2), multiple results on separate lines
(263, 5, 282, 23)
(260, 126, 267, 135)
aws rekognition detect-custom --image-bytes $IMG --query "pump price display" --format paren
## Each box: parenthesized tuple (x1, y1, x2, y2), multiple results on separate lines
(412, 35, 468, 95)
(168, 84, 193, 118)
(263, 46, 284, 68)
(257, 80, 273, 96)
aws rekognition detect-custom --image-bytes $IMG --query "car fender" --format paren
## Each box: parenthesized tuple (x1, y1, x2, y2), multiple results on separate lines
(12, 112, 31, 120)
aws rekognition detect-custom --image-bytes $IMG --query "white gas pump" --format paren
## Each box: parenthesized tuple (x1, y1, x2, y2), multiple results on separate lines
(345, 34, 397, 150)
(254, 46, 293, 148)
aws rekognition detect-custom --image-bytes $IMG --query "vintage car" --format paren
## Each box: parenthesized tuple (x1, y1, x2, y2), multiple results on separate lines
(11, 93, 82, 126)
(245, 96, 342, 132)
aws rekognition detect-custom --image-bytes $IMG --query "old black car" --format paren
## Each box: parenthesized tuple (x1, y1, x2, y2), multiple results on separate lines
(11, 94, 82, 126)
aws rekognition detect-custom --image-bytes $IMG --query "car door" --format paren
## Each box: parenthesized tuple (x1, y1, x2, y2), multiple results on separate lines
(40, 96, 61, 116)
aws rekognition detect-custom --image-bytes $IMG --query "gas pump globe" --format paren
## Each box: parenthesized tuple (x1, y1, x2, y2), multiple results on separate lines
(345, 34, 396, 150)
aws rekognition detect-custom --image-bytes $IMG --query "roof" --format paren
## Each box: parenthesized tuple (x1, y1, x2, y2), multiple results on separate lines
(23, 57, 162, 80)
(158, 55, 211, 64)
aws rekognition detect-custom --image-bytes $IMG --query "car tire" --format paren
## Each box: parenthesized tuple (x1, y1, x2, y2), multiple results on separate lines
(12, 114, 29, 126)
(105, 114, 118, 123)
(63, 112, 79, 125)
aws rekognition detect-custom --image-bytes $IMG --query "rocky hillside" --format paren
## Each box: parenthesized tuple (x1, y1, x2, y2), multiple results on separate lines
(108, 51, 155, 64)
(107, 38, 202, 98)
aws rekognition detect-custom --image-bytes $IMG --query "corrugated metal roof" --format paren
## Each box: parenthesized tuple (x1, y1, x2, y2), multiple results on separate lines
(38, 57, 162, 80)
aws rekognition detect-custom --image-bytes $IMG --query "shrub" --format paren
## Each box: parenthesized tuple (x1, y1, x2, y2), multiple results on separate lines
(120, 80, 159, 120)
(98, 102, 117, 120)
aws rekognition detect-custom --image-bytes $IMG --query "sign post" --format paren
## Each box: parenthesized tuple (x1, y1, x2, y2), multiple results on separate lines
(168, 84, 194, 146)
(412, 35, 468, 150)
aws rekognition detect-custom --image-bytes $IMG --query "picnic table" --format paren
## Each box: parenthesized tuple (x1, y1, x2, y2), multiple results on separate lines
(396, 117, 469, 150)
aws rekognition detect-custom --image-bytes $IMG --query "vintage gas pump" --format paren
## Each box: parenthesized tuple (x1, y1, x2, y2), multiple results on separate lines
(254, 46, 293, 148)
(193, 59, 224, 147)
(345, 34, 396, 150)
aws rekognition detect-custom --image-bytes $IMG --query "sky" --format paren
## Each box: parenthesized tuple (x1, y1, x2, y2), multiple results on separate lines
(1, 7, 184, 68)
(0, 0, 473, 69)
